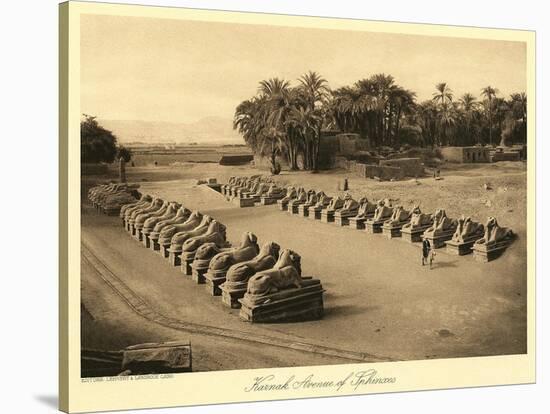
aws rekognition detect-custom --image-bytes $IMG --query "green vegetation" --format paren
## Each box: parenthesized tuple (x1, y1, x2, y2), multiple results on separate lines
(81, 114, 136, 164)
(234, 73, 527, 170)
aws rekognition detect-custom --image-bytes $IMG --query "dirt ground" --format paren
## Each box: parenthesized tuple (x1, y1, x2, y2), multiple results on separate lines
(81, 160, 527, 370)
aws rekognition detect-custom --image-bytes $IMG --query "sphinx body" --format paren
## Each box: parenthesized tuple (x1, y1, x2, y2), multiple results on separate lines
(168, 215, 213, 252)
(423, 209, 456, 238)
(158, 211, 203, 245)
(180, 220, 226, 254)
(475, 217, 514, 247)
(452, 216, 484, 243)
(355, 198, 377, 218)
(245, 249, 303, 297)
(134, 200, 169, 227)
(336, 194, 360, 217)
(207, 232, 259, 272)
(120, 194, 152, 218)
(402, 207, 433, 230)
(371, 200, 393, 222)
(384, 205, 412, 226)
(151, 207, 191, 233)
(143, 202, 180, 232)
(223, 242, 281, 286)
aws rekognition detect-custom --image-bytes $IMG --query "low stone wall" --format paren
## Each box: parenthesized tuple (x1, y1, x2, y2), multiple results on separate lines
(492, 151, 521, 162)
(356, 163, 405, 180)
(440, 146, 490, 163)
(219, 154, 254, 166)
(379, 158, 423, 177)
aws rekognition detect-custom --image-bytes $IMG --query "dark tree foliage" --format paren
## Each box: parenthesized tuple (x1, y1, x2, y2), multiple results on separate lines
(117, 146, 133, 162)
(81, 114, 118, 163)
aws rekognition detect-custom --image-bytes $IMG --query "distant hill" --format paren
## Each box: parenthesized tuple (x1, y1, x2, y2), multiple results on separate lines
(99, 117, 244, 145)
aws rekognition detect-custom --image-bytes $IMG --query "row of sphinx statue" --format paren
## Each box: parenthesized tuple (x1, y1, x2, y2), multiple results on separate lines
(88, 182, 325, 323)
(221, 176, 515, 263)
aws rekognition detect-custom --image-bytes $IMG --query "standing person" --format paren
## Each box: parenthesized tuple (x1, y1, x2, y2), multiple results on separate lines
(429, 247, 436, 269)
(422, 238, 431, 266)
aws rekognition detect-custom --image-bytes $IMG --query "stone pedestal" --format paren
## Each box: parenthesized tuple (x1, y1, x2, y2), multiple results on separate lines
(381, 221, 409, 238)
(472, 240, 511, 262)
(277, 200, 289, 211)
(238, 279, 324, 323)
(142, 233, 152, 248)
(288, 203, 303, 215)
(348, 215, 374, 230)
(129, 223, 136, 236)
(133, 227, 144, 242)
(401, 225, 432, 243)
(422, 230, 455, 249)
(365, 220, 384, 234)
(297, 204, 310, 217)
(308, 208, 322, 220)
(168, 250, 182, 267)
(260, 196, 277, 205)
(160, 244, 171, 258)
(149, 235, 161, 251)
(220, 281, 248, 309)
(320, 210, 336, 223)
(334, 215, 352, 226)
(232, 197, 255, 208)
(446, 235, 482, 255)
(203, 269, 227, 296)
(180, 252, 196, 275)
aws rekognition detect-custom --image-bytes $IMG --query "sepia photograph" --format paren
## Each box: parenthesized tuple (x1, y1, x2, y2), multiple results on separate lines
(52, 2, 536, 411)
(80, 9, 529, 378)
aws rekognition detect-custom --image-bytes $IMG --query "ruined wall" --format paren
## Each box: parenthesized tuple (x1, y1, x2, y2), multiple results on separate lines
(355, 163, 405, 180)
(379, 158, 424, 177)
(219, 154, 254, 165)
(440, 147, 490, 163)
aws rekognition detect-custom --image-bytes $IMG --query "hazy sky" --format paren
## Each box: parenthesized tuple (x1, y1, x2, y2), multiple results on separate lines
(81, 14, 526, 124)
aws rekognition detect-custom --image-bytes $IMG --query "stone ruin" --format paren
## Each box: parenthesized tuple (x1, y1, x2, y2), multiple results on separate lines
(88, 182, 141, 215)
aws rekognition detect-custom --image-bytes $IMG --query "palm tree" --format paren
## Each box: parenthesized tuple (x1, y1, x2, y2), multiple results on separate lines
(432, 83, 454, 145)
(459, 93, 480, 145)
(297, 71, 330, 170)
(481, 86, 499, 146)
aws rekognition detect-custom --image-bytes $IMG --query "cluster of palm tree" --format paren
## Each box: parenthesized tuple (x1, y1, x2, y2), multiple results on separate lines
(234, 72, 527, 172)
(416, 84, 527, 147)
(234, 71, 329, 172)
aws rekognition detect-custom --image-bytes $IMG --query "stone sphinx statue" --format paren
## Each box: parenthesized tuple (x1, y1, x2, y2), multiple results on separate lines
(123, 196, 154, 221)
(384, 205, 412, 227)
(354, 197, 377, 219)
(325, 195, 345, 211)
(168, 215, 213, 251)
(158, 211, 203, 244)
(279, 187, 297, 203)
(251, 182, 270, 198)
(423, 209, 456, 238)
(127, 197, 163, 222)
(475, 217, 514, 247)
(302, 190, 319, 207)
(452, 216, 484, 243)
(143, 202, 180, 231)
(246, 249, 303, 297)
(265, 183, 285, 198)
(206, 232, 260, 273)
(336, 194, 360, 216)
(181, 221, 227, 254)
(371, 199, 394, 222)
(402, 206, 432, 230)
(134, 200, 169, 227)
(152, 206, 191, 233)
(224, 242, 281, 285)
(120, 194, 152, 218)
(313, 192, 331, 208)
